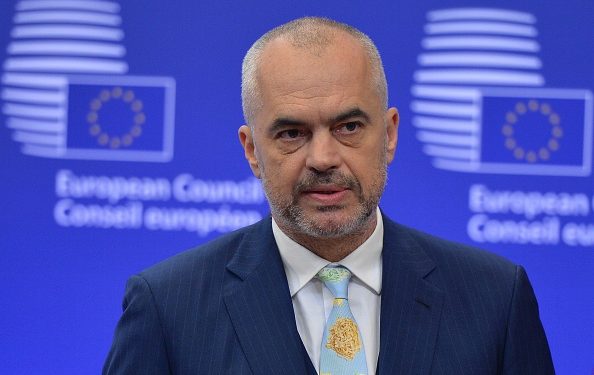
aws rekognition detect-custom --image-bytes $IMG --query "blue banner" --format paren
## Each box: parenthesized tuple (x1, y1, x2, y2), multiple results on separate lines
(1, 1, 592, 374)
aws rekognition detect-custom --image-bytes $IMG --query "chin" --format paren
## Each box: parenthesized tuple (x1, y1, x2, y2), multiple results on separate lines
(299, 211, 372, 238)
(275, 202, 375, 238)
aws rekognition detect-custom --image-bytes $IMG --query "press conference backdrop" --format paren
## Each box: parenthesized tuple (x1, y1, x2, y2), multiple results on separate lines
(0, 1, 592, 373)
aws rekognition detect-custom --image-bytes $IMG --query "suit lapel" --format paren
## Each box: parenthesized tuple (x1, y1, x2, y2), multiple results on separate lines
(224, 219, 316, 375)
(377, 218, 444, 375)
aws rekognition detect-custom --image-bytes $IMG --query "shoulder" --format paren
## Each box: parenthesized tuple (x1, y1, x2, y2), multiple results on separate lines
(383, 217, 529, 329)
(384, 216, 518, 283)
(136, 217, 270, 287)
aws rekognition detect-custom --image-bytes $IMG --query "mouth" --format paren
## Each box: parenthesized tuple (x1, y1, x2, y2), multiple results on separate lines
(301, 185, 349, 204)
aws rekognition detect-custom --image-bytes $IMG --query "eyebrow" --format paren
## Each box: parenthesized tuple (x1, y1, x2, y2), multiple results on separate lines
(268, 117, 306, 136)
(268, 107, 372, 135)
(333, 107, 371, 124)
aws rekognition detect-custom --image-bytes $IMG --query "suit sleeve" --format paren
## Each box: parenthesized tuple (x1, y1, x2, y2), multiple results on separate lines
(103, 275, 171, 375)
(502, 265, 555, 374)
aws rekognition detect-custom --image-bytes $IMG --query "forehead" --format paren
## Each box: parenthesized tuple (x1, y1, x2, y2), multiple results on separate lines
(254, 34, 379, 121)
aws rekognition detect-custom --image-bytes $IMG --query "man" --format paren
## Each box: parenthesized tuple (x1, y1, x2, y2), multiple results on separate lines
(103, 17, 554, 374)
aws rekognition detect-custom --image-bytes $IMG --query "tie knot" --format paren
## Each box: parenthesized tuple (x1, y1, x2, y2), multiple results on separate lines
(317, 266, 351, 299)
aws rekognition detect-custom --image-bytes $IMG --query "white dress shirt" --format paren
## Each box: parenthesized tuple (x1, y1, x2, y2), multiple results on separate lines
(273, 209, 383, 375)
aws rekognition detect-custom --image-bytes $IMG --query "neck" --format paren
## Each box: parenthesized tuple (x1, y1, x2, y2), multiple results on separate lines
(277, 212, 378, 262)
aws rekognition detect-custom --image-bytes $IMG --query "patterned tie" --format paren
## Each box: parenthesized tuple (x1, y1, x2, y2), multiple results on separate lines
(318, 265, 368, 375)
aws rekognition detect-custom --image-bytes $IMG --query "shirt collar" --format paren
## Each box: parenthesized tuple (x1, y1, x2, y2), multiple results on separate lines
(273, 209, 384, 297)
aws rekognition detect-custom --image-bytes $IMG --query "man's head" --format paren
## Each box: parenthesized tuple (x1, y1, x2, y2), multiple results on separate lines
(241, 17, 388, 126)
(238, 17, 399, 245)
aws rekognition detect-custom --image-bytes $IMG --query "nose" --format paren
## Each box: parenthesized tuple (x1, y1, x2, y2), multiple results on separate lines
(305, 131, 341, 172)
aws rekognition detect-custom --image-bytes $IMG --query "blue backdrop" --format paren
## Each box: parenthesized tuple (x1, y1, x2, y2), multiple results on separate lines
(1, 1, 592, 374)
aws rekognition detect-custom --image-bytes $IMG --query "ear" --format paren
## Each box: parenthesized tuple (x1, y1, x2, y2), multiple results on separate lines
(238, 125, 261, 178)
(385, 107, 399, 164)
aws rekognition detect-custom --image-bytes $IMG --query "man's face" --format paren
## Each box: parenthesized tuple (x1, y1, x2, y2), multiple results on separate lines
(240, 34, 398, 238)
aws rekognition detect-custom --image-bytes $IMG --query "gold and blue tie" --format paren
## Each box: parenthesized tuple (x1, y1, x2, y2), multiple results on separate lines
(318, 265, 368, 375)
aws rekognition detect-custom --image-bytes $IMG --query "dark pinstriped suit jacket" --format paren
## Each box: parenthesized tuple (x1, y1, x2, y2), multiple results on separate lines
(103, 215, 555, 374)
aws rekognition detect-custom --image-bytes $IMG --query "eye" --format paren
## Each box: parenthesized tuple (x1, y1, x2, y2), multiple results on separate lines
(335, 121, 362, 135)
(278, 129, 304, 139)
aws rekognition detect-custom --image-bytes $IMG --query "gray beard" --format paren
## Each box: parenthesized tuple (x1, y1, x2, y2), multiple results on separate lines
(264, 165, 386, 238)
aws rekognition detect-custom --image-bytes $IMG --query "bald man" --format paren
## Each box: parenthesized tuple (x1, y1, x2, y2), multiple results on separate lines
(104, 17, 554, 375)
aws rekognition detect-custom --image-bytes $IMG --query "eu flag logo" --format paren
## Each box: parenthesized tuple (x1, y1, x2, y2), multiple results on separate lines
(477, 88, 592, 176)
(64, 75, 175, 162)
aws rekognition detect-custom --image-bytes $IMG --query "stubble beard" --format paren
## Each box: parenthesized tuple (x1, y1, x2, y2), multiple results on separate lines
(260, 150, 388, 239)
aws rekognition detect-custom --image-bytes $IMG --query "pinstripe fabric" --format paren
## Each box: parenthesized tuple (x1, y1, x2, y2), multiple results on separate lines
(378, 221, 554, 375)
(103, 219, 315, 375)
(103, 215, 554, 374)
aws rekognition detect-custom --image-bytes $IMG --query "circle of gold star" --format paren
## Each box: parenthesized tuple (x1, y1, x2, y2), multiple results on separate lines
(86, 86, 146, 149)
(501, 99, 563, 163)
